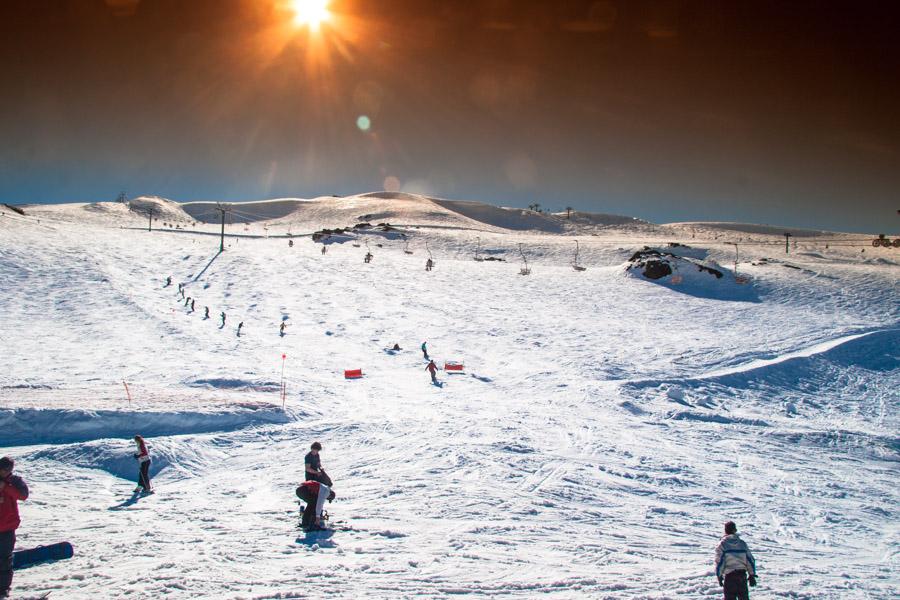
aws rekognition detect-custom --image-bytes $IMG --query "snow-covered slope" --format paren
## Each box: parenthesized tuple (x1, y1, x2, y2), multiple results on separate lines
(1, 197, 898, 599)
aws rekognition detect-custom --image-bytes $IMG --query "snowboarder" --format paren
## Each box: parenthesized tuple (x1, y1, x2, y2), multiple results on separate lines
(364, 252, 373, 263)
(164, 276, 172, 287)
(220, 312, 226, 327)
(237, 322, 244, 337)
(204, 306, 210, 319)
(132, 435, 152, 494)
(715, 521, 757, 600)
(421, 341, 429, 360)
(0, 457, 28, 599)
(426, 359, 438, 384)
(295, 480, 335, 530)
(425, 258, 433, 271)
(279, 322, 286, 337)
(321, 245, 327, 255)
(305, 442, 332, 485)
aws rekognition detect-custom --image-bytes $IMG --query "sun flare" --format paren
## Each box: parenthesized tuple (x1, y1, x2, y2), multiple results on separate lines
(288, 0, 331, 30)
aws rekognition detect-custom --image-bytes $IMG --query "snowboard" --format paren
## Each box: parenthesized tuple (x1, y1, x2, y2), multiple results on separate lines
(12, 542, 74, 569)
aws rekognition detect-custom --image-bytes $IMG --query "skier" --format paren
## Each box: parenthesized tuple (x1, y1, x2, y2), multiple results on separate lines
(279, 322, 286, 337)
(204, 306, 210, 319)
(179, 285, 185, 300)
(184, 296, 191, 307)
(0, 457, 28, 599)
(715, 521, 757, 600)
(421, 341, 429, 360)
(237, 322, 244, 336)
(295, 479, 335, 530)
(321, 245, 327, 255)
(132, 435, 153, 494)
(425, 258, 433, 271)
(364, 252, 373, 263)
(426, 359, 438, 384)
(164, 276, 172, 287)
(305, 442, 332, 486)
(190, 299, 195, 312)
(220, 312, 226, 327)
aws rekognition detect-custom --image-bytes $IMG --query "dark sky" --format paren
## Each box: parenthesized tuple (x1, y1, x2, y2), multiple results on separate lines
(2, 0, 898, 232)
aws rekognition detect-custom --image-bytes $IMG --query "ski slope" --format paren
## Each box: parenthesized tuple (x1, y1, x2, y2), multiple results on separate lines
(1, 196, 898, 599)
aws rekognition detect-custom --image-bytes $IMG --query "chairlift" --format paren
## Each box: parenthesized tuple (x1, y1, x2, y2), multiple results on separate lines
(518, 243, 531, 275)
(474, 236, 484, 262)
(572, 240, 587, 271)
(404, 240, 413, 254)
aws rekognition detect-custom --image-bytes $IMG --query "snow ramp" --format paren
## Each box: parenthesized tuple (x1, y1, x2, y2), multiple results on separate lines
(623, 329, 899, 393)
(0, 404, 296, 447)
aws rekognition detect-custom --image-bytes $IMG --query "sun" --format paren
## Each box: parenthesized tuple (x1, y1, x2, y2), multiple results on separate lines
(288, 0, 331, 30)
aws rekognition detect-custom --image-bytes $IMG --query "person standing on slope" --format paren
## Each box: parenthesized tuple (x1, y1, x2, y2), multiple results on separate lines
(295, 480, 335, 530)
(133, 435, 153, 494)
(305, 442, 332, 486)
(715, 521, 757, 600)
(0, 457, 28, 599)
(426, 359, 439, 384)
(421, 341, 429, 360)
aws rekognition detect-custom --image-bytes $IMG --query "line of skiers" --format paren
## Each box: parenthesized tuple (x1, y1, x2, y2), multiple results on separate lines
(165, 277, 287, 338)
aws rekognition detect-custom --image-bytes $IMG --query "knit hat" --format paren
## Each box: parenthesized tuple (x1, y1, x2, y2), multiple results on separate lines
(0, 457, 14, 471)
(724, 521, 737, 534)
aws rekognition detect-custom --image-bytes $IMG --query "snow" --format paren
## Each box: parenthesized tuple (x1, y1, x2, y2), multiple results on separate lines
(0, 195, 898, 598)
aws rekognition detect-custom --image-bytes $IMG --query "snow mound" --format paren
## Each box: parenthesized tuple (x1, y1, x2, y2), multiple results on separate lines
(430, 198, 566, 232)
(664, 221, 833, 237)
(128, 196, 193, 223)
(623, 246, 758, 301)
(27, 436, 231, 481)
(0, 404, 294, 446)
(556, 210, 650, 227)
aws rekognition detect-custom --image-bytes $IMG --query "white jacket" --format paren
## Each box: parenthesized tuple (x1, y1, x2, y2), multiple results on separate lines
(314, 483, 331, 518)
(715, 534, 756, 579)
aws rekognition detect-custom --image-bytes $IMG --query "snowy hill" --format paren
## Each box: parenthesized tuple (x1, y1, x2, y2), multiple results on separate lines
(0, 195, 898, 599)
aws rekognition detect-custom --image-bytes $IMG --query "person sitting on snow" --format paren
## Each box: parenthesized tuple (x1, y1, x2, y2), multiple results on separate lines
(295, 480, 335, 530)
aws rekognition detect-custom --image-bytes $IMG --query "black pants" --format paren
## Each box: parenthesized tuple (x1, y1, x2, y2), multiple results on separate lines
(723, 570, 749, 600)
(296, 487, 317, 528)
(138, 460, 151, 490)
(0, 529, 15, 594)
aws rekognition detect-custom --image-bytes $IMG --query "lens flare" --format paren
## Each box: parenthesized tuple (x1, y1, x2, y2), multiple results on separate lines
(288, 0, 331, 30)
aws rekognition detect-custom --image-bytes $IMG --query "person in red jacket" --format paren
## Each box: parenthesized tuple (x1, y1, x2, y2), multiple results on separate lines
(295, 480, 335, 530)
(425, 359, 439, 384)
(133, 435, 153, 494)
(0, 456, 29, 598)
